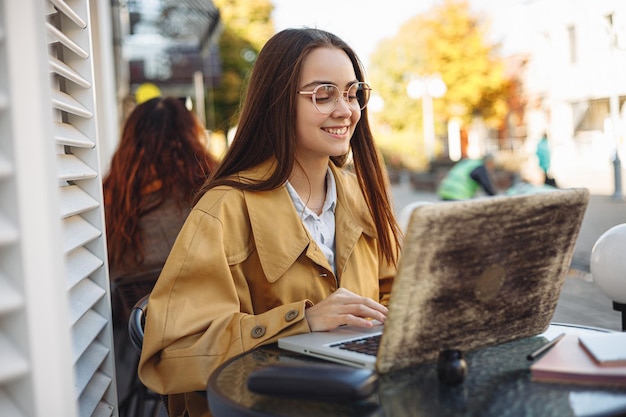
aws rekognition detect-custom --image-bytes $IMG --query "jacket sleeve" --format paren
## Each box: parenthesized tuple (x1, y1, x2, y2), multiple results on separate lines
(137, 208, 311, 395)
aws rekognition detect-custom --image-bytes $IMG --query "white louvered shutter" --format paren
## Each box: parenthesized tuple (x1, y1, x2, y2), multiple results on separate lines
(0, 1, 117, 416)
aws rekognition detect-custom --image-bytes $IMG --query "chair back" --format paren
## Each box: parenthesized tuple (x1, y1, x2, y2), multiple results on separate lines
(128, 294, 149, 352)
(111, 268, 161, 325)
(127, 293, 171, 414)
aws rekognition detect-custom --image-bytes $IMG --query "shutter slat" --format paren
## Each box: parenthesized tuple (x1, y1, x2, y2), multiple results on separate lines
(58, 154, 97, 182)
(92, 401, 114, 417)
(62, 215, 101, 254)
(49, 0, 87, 29)
(69, 278, 105, 326)
(51, 89, 93, 119)
(59, 185, 99, 218)
(0, 389, 26, 417)
(46, 23, 89, 58)
(0, 274, 24, 315)
(44, 1, 57, 16)
(0, 333, 30, 382)
(77, 372, 112, 417)
(75, 341, 108, 396)
(54, 121, 94, 148)
(50, 56, 91, 88)
(0, 213, 19, 246)
(66, 247, 104, 290)
(72, 309, 107, 363)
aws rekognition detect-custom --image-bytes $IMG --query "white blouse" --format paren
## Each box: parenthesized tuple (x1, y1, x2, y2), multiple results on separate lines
(285, 168, 337, 273)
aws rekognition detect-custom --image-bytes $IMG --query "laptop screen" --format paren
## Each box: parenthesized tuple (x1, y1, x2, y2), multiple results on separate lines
(376, 188, 589, 373)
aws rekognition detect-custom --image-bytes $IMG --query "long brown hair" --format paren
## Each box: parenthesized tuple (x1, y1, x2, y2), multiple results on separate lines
(104, 96, 218, 268)
(197, 28, 401, 265)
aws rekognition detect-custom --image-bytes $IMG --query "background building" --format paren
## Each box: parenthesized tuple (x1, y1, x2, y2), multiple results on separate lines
(521, 0, 626, 194)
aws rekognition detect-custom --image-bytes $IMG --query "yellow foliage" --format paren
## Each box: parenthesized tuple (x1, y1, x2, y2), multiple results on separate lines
(368, 0, 511, 146)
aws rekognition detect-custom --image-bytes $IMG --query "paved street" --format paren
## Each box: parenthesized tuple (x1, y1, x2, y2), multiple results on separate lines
(390, 175, 626, 332)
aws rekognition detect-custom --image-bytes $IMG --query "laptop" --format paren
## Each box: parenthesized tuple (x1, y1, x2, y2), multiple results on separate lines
(278, 188, 590, 373)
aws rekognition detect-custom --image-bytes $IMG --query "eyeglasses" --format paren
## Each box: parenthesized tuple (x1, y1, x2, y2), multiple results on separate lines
(297, 82, 371, 114)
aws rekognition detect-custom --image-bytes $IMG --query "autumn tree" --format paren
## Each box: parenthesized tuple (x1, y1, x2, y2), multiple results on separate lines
(368, 0, 511, 168)
(210, 0, 274, 134)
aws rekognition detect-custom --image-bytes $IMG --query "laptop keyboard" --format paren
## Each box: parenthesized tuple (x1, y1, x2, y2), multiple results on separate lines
(329, 334, 381, 356)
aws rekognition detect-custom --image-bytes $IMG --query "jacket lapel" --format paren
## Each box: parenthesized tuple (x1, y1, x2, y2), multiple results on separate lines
(331, 164, 377, 278)
(245, 185, 312, 282)
(242, 160, 377, 283)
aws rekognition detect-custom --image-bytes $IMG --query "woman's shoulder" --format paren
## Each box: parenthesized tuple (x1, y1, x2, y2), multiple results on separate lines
(183, 186, 254, 252)
(192, 159, 281, 213)
(193, 185, 246, 215)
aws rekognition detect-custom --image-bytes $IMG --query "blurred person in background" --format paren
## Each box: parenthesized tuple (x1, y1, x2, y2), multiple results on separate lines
(437, 154, 498, 200)
(104, 96, 218, 325)
(536, 132, 557, 187)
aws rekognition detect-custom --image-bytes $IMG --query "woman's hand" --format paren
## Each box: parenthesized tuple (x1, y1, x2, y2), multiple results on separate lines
(304, 288, 388, 332)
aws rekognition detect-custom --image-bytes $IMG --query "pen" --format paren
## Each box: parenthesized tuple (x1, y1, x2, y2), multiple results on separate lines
(527, 333, 566, 361)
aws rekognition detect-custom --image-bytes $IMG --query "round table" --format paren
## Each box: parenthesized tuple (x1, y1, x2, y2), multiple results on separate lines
(207, 323, 626, 417)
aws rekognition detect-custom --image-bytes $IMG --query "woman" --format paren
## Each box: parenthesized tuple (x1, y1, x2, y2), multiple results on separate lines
(104, 96, 218, 322)
(138, 28, 402, 417)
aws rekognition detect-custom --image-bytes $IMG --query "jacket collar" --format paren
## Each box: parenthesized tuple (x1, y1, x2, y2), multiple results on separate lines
(241, 159, 376, 282)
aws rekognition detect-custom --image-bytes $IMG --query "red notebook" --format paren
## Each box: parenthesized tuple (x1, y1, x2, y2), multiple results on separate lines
(530, 334, 626, 387)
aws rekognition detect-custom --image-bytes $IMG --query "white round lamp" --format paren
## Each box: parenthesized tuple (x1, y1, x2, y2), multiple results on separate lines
(590, 223, 626, 331)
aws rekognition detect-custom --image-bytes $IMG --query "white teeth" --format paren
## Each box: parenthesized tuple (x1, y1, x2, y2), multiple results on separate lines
(324, 126, 348, 135)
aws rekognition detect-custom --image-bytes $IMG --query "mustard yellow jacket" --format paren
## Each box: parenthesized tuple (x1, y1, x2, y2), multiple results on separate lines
(138, 159, 396, 416)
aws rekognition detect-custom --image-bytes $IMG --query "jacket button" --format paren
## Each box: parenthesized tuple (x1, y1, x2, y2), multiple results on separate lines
(251, 325, 266, 338)
(284, 310, 298, 322)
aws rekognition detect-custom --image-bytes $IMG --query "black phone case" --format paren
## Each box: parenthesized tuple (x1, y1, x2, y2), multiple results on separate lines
(246, 362, 379, 401)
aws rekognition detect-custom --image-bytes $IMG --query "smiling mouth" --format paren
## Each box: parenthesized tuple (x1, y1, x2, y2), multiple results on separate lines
(323, 126, 348, 135)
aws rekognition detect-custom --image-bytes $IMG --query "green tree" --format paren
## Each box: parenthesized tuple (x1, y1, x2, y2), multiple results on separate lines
(368, 0, 511, 167)
(211, 0, 274, 134)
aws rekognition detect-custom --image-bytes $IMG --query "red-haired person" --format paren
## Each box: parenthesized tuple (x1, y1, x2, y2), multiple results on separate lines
(104, 96, 218, 324)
